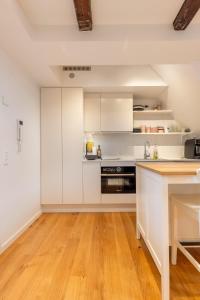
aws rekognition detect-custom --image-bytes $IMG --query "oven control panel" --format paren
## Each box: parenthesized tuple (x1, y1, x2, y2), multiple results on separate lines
(101, 166, 135, 174)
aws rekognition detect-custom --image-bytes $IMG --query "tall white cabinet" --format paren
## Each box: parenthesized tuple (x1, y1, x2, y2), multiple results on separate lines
(41, 88, 62, 204)
(41, 88, 83, 205)
(62, 88, 83, 204)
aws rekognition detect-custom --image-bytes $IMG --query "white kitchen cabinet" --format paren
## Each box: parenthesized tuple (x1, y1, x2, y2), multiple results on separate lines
(83, 162, 101, 204)
(101, 194, 136, 204)
(101, 94, 133, 132)
(41, 88, 62, 204)
(62, 88, 83, 204)
(84, 93, 101, 132)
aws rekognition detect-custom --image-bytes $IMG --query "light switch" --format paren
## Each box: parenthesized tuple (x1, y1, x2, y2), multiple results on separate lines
(1, 96, 8, 107)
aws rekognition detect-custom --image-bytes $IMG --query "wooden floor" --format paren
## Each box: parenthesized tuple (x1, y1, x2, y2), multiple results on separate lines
(0, 213, 200, 300)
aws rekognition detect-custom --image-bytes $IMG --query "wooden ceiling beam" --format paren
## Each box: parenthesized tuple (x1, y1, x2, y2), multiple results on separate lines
(73, 0, 92, 31)
(173, 0, 200, 30)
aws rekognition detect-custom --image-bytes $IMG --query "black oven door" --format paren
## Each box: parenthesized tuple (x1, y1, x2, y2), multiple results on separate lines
(195, 145, 200, 157)
(101, 174, 136, 194)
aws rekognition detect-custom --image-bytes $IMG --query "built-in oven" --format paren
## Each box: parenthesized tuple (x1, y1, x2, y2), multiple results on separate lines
(101, 166, 136, 194)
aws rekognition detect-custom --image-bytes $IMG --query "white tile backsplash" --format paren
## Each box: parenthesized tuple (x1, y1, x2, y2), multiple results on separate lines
(133, 145, 184, 159)
(85, 133, 184, 159)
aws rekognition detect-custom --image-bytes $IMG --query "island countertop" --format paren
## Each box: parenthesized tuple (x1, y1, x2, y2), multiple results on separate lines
(136, 162, 200, 175)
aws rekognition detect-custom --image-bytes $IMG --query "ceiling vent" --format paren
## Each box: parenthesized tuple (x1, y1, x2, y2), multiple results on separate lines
(63, 66, 91, 71)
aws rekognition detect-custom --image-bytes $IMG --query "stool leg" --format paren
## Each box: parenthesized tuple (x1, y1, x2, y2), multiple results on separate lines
(171, 203, 178, 265)
(171, 242, 178, 265)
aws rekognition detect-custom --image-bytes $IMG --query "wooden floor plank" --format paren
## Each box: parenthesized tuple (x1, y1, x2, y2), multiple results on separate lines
(0, 213, 200, 300)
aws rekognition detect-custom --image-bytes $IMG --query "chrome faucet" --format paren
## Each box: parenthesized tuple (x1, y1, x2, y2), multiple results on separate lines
(144, 141, 151, 159)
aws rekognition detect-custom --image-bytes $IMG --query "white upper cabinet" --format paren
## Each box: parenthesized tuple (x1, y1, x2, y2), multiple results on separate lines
(84, 93, 101, 132)
(100, 94, 133, 132)
(41, 88, 62, 204)
(62, 88, 83, 204)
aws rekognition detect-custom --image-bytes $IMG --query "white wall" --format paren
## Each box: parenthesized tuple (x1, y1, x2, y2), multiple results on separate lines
(0, 49, 40, 252)
(153, 64, 200, 134)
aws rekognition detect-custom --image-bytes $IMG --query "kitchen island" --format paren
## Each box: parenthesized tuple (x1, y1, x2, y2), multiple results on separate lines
(136, 162, 200, 300)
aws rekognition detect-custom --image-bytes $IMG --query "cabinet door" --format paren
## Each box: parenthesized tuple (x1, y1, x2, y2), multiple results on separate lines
(62, 88, 83, 204)
(101, 94, 133, 131)
(41, 88, 62, 204)
(83, 162, 101, 204)
(84, 94, 101, 132)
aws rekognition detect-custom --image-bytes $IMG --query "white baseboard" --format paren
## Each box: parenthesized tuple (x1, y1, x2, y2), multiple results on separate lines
(0, 210, 42, 255)
(42, 204, 136, 213)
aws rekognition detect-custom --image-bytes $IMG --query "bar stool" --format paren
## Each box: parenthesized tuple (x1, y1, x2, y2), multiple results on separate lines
(171, 194, 200, 272)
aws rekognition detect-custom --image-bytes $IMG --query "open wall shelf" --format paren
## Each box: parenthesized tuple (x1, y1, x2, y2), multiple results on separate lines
(84, 131, 193, 136)
(133, 110, 172, 115)
(132, 132, 192, 136)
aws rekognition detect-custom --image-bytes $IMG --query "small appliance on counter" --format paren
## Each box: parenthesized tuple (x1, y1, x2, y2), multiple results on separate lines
(85, 154, 98, 160)
(85, 137, 97, 160)
(184, 138, 200, 159)
(85, 136, 102, 160)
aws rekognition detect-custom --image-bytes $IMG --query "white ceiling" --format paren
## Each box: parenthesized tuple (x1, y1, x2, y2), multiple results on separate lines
(58, 65, 167, 95)
(0, 0, 200, 86)
(18, 0, 200, 25)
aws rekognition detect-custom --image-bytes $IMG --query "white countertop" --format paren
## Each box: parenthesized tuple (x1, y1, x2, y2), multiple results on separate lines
(137, 158, 200, 162)
(82, 155, 136, 162)
(82, 155, 200, 163)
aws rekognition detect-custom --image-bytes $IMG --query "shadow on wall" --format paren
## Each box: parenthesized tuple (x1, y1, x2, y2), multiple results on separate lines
(152, 64, 200, 135)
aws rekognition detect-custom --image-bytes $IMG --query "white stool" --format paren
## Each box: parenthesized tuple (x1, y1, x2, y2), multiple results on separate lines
(171, 194, 200, 272)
